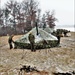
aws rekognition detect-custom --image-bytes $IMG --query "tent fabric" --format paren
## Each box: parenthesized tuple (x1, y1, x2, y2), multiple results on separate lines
(15, 27, 57, 44)
(43, 27, 54, 33)
(14, 27, 58, 49)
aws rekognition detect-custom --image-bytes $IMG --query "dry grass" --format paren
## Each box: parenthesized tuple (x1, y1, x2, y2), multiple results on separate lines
(0, 32, 75, 75)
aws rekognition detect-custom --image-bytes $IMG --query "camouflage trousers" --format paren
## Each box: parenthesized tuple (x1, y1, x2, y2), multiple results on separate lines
(30, 42, 35, 52)
(9, 43, 13, 49)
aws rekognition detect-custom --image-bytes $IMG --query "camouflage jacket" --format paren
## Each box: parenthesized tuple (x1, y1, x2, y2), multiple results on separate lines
(28, 33, 35, 43)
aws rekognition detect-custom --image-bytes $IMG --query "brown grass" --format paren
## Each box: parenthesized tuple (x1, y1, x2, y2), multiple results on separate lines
(0, 32, 75, 75)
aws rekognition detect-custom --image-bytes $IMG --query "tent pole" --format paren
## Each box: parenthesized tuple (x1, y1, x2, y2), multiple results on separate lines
(35, 21, 38, 35)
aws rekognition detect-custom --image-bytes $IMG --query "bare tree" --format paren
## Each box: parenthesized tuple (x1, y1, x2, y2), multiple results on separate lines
(37, 9, 41, 27)
(46, 10, 57, 28)
(0, 8, 4, 26)
(6, 0, 20, 33)
(22, 0, 39, 29)
(4, 7, 10, 26)
(0, 0, 58, 35)
(42, 14, 46, 29)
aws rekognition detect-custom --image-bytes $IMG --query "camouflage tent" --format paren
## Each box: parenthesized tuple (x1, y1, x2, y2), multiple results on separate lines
(43, 27, 54, 33)
(14, 27, 58, 49)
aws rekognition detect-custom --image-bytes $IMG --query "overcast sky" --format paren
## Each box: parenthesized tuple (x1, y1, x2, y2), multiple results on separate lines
(0, 0, 74, 25)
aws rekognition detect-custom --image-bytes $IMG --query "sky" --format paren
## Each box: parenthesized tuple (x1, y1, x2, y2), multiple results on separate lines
(0, 0, 74, 26)
(38, 0, 74, 26)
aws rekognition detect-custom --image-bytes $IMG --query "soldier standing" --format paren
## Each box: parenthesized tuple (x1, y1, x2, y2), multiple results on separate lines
(8, 35, 14, 49)
(28, 33, 35, 52)
(57, 34, 60, 44)
(56, 31, 61, 45)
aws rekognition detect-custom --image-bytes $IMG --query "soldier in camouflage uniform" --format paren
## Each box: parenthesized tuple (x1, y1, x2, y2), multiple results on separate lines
(57, 34, 60, 44)
(8, 35, 14, 49)
(56, 31, 61, 45)
(28, 33, 35, 52)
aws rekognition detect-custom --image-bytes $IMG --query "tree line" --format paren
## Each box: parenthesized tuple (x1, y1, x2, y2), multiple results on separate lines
(0, 0, 57, 35)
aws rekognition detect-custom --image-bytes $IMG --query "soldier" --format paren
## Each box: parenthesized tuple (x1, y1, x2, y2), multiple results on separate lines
(28, 32, 35, 52)
(56, 31, 61, 45)
(8, 34, 14, 49)
(57, 34, 60, 44)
